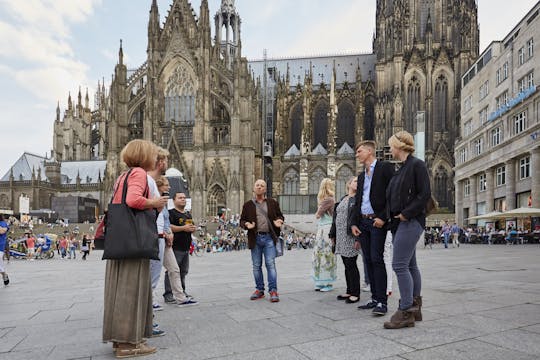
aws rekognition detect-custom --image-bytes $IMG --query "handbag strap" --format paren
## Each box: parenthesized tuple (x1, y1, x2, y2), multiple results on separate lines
(252, 199, 277, 238)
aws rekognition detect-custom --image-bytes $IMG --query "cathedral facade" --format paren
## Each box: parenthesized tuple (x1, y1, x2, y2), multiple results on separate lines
(53, 0, 261, 220)
(1, 0, 480, 219)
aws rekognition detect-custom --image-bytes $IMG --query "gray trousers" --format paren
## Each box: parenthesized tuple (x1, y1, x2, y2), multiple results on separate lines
(392, 219, 423, 310)
(164, 249, 189, 297)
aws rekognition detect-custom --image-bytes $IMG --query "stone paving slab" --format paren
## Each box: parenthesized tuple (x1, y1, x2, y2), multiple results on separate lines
(0, 243, 540, 360)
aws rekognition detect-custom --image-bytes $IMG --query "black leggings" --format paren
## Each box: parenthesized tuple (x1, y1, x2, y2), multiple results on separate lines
(341, 255, 360, 297)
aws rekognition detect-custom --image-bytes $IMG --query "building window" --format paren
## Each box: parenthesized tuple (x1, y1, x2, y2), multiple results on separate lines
(520, 156, 531, 179)
(474, 137, 483, 156)
(491, 127, 501, 146)
(518, 46, 525, 65)
(464, 119, 472, 137)
(527, 71, 534, 88)
(459, 147, 468, 164)
(464, 179, 471, 197)
(463, 95, 473, 113)
(283, 168, 299, 194)
(503, 62, 509, 79)
(518, 72, 534, 92)
(164, 65, 196, 147)
(479, 107, 488, 125)
(527, 38, 534, 58)
(496, 69, 502, 85)
(406, 77, 421, 133)
(478, 173, 487, 192)
(434, 75, 448, 131)
(496, 166, 506, 186)
(479, 80, 489, 99)
(514, 111, 526, 134)
(496, 91, 508, 109)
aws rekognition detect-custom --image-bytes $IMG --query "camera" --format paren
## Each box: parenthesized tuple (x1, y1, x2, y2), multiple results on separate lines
(162, 191, 170, 197)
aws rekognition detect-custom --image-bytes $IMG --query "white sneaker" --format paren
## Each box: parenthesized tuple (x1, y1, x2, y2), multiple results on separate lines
(2, 273, 9, 286)
(361, 283, 371, 292)
(152, 303, 163, 311)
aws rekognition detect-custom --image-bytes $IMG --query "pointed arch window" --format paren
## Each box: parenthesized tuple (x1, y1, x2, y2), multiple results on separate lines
(406, 76, 421, 133)
(335, 166, 354, 200)
(434, 165, 449, 208)
(164, 65, 196, 147)
(207, 184, 226, 217)
(129, 104, 144, 141)
(434, 75, 448, 131)
(364, 94, 376, 140)
(289, 102, 303, 149)
(337, 99, 355, 148)
(313, 100, 329, 148)
(308, 167, 326, 194)
(283, 168, 299, 195)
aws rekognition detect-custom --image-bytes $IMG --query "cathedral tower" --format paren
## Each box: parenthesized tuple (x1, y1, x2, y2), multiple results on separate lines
(373, 0, 479, 209)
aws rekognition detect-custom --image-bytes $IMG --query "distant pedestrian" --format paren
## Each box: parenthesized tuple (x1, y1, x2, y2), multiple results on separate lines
(26, 233, 36, 260)
(441, 220, 451, 249)
(0, 214, 10, 285)
(81, 235, 90, 260)
(450, 223, 460, 248)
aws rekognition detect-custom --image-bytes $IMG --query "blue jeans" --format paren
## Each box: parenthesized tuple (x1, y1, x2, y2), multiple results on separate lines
(392, 219, 423, 310)
(443, 233, 449, 248)
(251, 234, 277, 292)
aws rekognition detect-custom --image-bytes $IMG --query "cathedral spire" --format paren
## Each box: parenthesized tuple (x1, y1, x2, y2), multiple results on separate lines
(148, 0, 160, 50)
(56, 101, 60, 122)
(85, 87, 89, 109)
(118, 39, 124, 65)
(68, 92, 72, 111)
(200, 0, 211, 48)
(78, 86, 82, 107)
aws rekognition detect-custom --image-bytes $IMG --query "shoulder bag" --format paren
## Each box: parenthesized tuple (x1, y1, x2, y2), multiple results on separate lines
(102, 169, 159, 260)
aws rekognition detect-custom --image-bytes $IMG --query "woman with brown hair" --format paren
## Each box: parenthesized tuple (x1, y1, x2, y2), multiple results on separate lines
(329, 176, 361, 303)
(384, 131, 431, 329)
(102, 139, 169, 357)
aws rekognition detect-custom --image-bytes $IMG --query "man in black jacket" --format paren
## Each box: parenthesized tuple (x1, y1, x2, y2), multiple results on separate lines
(351, 140, 394, 315)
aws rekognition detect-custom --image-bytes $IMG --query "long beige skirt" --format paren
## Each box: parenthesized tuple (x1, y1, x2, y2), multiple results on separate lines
(102, 259, 153, 344)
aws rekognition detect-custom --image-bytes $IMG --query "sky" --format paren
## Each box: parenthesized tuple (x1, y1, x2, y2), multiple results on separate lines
(0, 0, 538, 175)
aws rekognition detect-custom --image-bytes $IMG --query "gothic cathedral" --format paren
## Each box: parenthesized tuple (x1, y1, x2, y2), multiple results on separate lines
(49, 0, 479, 218)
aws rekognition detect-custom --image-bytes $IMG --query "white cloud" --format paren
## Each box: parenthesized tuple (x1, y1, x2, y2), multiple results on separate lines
(0, 0, 102, 105)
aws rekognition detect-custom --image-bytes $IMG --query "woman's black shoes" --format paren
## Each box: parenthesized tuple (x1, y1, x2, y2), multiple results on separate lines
(337, 294, 350, 300)
(345, 296, 360, 303)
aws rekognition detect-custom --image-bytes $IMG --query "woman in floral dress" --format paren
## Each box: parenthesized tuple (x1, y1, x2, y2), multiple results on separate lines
(312, 178, 336, 291)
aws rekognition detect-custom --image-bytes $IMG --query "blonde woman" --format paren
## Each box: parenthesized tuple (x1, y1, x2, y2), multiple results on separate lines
(384, 131, 431, 329)
(312, 178, 336, 292)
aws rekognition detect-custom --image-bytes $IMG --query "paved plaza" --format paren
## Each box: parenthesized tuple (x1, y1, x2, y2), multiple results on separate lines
(1, 243, 540, 360)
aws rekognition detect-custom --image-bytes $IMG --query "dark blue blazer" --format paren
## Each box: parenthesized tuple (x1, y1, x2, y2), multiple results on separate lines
(352, 160, 395, 227)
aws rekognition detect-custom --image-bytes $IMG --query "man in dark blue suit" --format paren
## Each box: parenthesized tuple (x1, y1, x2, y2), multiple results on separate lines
(351, 140, 394, 316)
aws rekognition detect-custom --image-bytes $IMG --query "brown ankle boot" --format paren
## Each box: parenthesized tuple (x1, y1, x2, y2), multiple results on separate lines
(412, 296, 422, 321)
(383, 309, 415, 329)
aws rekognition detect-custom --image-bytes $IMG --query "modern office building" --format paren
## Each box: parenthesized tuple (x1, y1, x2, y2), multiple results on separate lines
(454, 2, 540, 228)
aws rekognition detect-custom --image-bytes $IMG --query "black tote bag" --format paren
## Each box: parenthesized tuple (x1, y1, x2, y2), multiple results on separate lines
(102, 169, 159, 260)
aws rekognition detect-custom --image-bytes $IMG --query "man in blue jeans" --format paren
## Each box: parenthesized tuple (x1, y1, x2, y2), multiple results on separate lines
(240, 179, 284, 303)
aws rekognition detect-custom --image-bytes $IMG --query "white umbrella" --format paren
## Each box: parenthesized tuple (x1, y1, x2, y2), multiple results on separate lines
(492, 207, 540, 219)
(466, 211, 503, 221)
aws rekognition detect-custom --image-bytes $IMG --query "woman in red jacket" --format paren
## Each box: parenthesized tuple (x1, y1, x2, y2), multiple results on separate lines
(102, 139, 168, 358)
